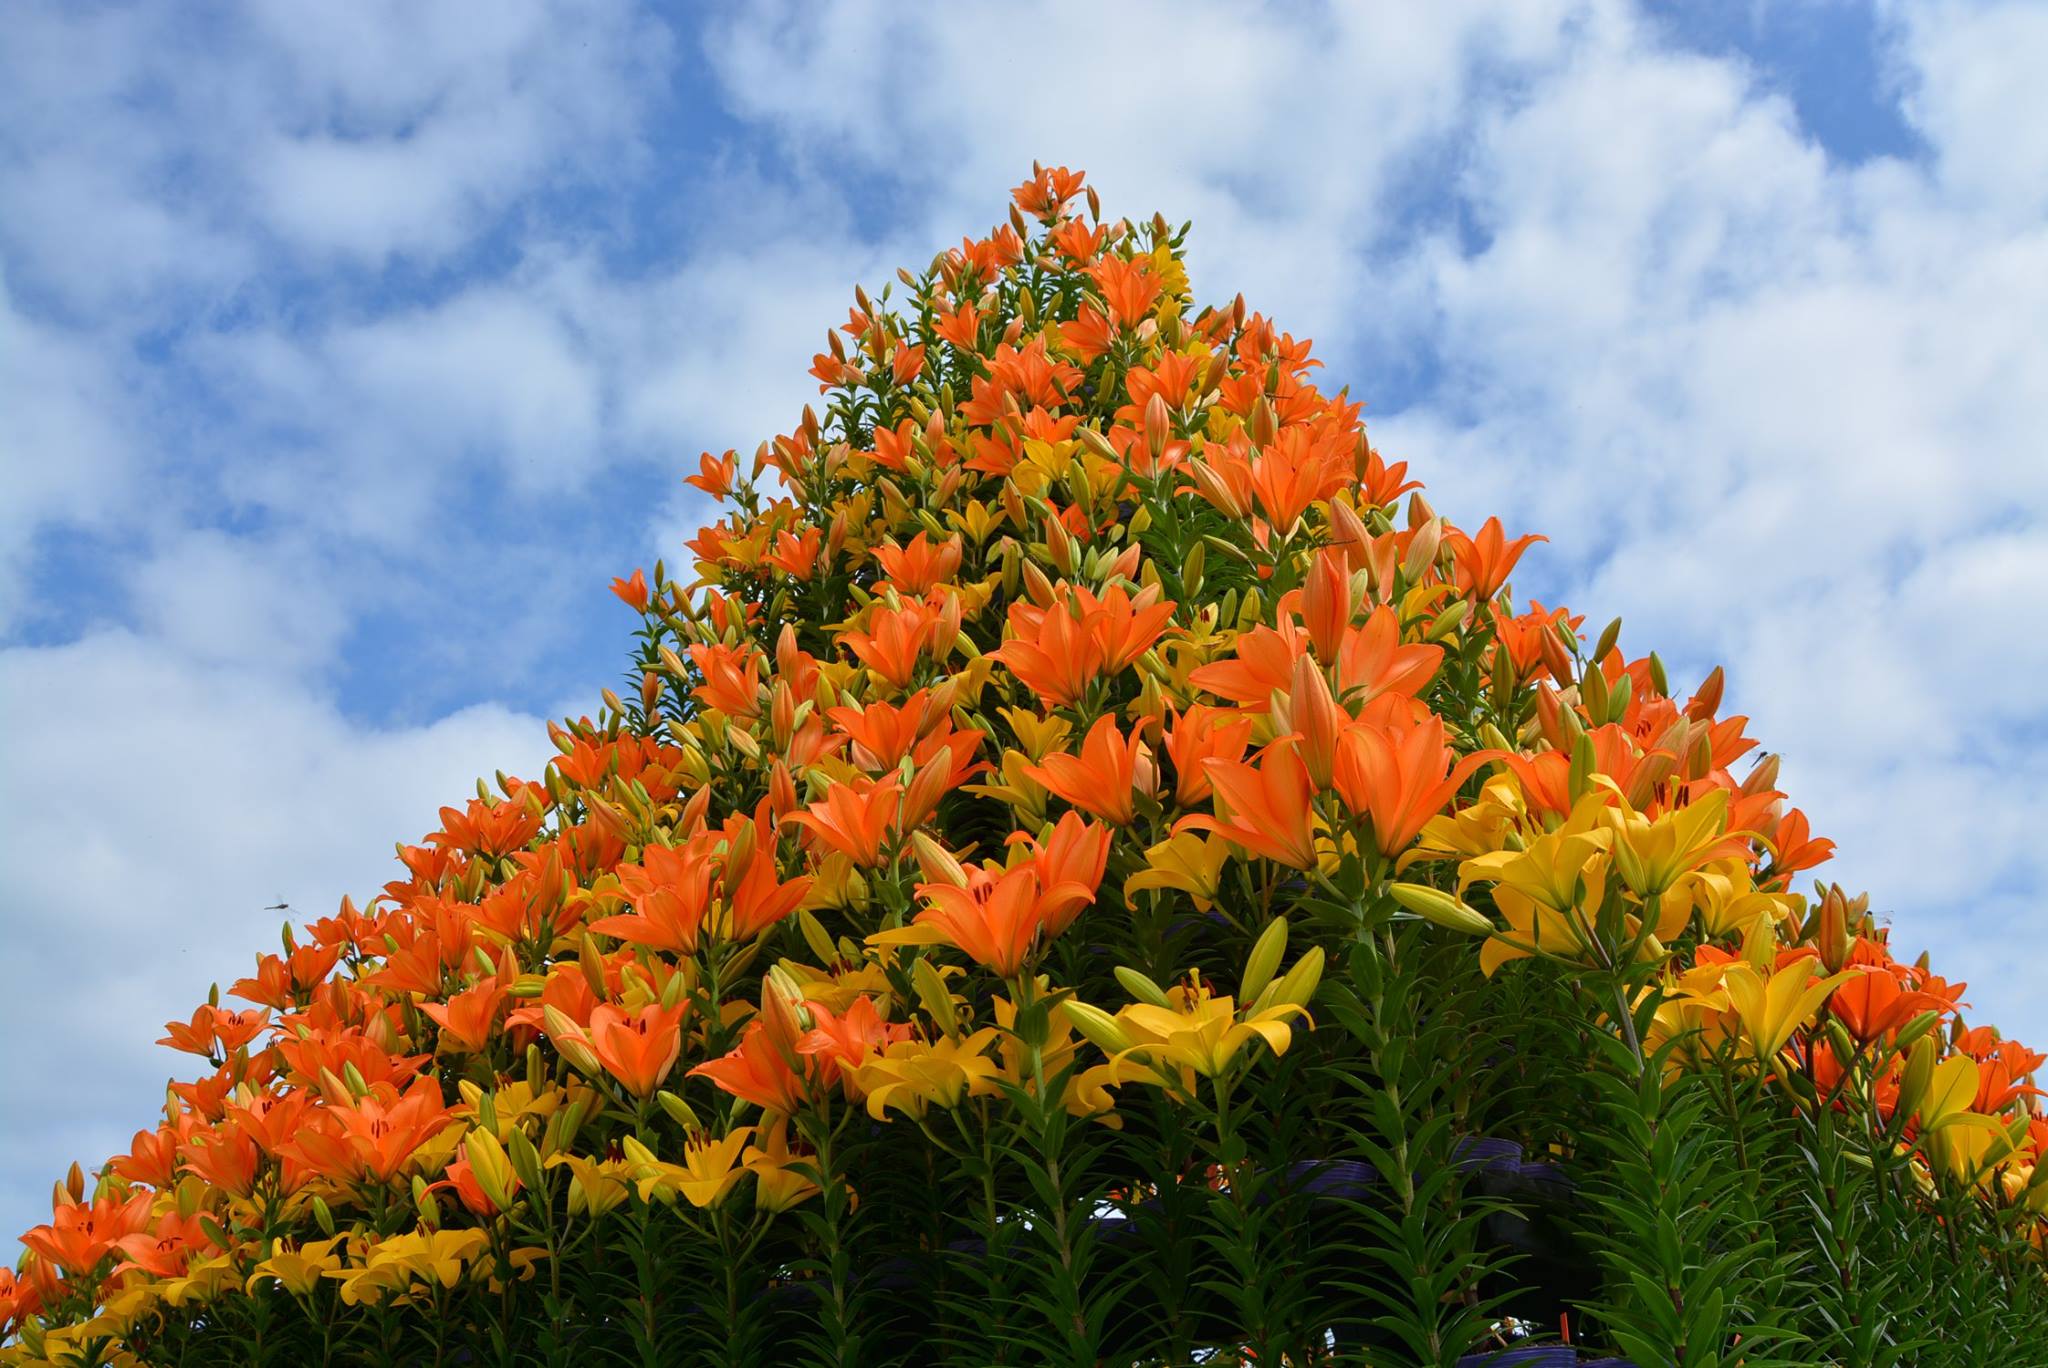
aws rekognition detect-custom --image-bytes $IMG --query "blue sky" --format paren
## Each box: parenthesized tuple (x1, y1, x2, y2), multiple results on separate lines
(3, 0, 2045, 1248)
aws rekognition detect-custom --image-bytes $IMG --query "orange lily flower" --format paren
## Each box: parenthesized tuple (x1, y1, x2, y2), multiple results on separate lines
(1333, 714, 1500, 858)
(279, 1076, 458, 1184)
(840, 598, 948, 690)
(1828, 967, 1953, 1045)
(797, 996, 914, 1095)
(588, 842, 718, 954)
(419, 974, 512, 1054)
(874, 532, 962, 595)
(21, 1190, 154, 1275)
(1179, 739, 1321, 870)
(899, 864, 1065, 978)
(1446, 516, 1546, 601)
(687, 642, 765, 719)
(1165, 705, 1254, 805)
(1023, 715, 1153, 826)
(789, 777, 902, 867)
(572, 1001, 691, 1099)
(1009, 811, 1111, 934)
(693, 1016, 813, 1115)
(610, 568, 650, 611)
(1090, 255, 1160, 325)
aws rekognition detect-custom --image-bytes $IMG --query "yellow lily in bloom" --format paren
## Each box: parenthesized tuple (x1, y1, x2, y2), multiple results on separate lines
(546, 1151, 634, 1220)
(1664, 859, 1800, 941)
(325, 1229, 491, 1307)
(246, 1235, 348, 1296)
(1108, 971, 1309, 1096)
(998, 706, 1073, 763)
(1123, 832, 1234, 911)
(1459, 795, 1612, 914)
(622, 1129, 752, 1209)
(1720, 957, 1853, 1063)
(944, 497, 1006, 546)
(155, 1255, 240, 1309)
(1476, 883, 1613, 977)
(1401, 774, 1528, 870)
(1603, 789, 1752, 898)
(962, 749, 1054, 824)
(1929, 1112, 2025, 1188)
(744, 1117, 821, 1214)
(854, 1026, 1003, 1120)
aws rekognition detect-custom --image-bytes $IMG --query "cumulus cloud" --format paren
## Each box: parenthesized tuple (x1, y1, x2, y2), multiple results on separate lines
(0, 629, 553, 1243)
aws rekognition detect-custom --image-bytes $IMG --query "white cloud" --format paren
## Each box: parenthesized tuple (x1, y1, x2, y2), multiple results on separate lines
(0, 629, 553, 1244)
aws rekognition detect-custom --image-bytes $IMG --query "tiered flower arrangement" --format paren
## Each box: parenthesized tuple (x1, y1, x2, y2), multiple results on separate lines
(5, 167, 2044, 1367)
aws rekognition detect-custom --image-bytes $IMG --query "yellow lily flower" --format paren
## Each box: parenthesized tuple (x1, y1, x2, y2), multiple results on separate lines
(246, 1235, 348, 1296)
(1400, 774, 1527, 870)
(545, 1151, 634, 1220)
(622, 1129, 753, 1209)
(1602, 789, 1752, 898)
(1459, 795, 1612, 913)
(1664, 859, 1800, 941)
(1108, 972, 1308, 1097)
(1123, 832, 1234, 911)
(854, 1026, 1003, 1120)
(325, 1229, 491, 1307)
(1720, 957, 1853, 1062)
(743, 1116, 821, 1214)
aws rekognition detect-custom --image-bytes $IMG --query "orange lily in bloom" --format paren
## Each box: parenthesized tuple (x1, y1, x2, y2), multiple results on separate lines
(1179, 739, 1321, 870)
(1828, 967, 1952, 1045)
(610, 568, 650, 612)
(588, 842, 718, 954)
(157, 1005, 269, 1058)
(1090, 255, 1161, 325)
(281, 1076, 458, 1184)
(684, 449, 737, 498)
(1333, 714, 1500, 858)
(1010, 811, 1111, 934)
(828, 689, 944, 770)
(1766, 807, 1835, 878)
(180, 1124, 265, 1198)
(110, 1122, 188, 1190)
(993, 584, 1174, 706)
(789, 777, 902, 867)
(577, 1001, 690, 1098)
(840, 599, 948, 690)
(1246, 425, 1355, 533)
(230, 942, 344, 1008)
(419, 973, 512, 1054)
(720, 839, 814, 942)
(693, 1017, 813, 1115)
(874, 532, 962, 595)
(797, 996, 914, 1095)
(1024, 715, 1153, 826)
(112, 1211, 219, 1281)
(688, 642, 764, 719)
(1165, 705, 1254, 805)
(891, 864, 1066, 978)
(21, 1190, 155, 1275)
(433, 794, 545, 860)
(1447, 516, 1546, 600)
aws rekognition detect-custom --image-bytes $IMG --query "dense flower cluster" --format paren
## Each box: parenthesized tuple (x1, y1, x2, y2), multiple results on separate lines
(5, 167, 2043, 1366)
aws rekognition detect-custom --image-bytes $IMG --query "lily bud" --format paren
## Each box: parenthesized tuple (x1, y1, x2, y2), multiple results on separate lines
(1114, 965, 1172, 1009)
(656, 1089, 702, 1135)
(1289, 653, 1342, 789)
(1301, 548, 1351, 661)
(1240, 916, 1290, 1004)
(913, 958, 962, 1041)
(1270, 945, 1326, 1009)
(910, 831, 968, 890)
(1064, 1000, 1136, 1057)
(466, 1129, 516, 1212)
(1402, 518, 1442, 584)
(1387, 883, 1495, 936)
